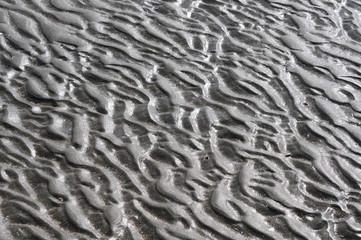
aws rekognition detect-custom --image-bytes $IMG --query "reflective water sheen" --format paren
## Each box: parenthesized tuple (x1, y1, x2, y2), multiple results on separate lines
(0, 0, 361, 239)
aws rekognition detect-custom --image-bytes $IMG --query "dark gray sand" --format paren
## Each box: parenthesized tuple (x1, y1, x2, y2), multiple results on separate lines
(0, 0, 360, 239)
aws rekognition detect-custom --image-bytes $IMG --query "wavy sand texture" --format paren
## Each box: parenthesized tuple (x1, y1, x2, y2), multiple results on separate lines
(0, 0, 361, 239)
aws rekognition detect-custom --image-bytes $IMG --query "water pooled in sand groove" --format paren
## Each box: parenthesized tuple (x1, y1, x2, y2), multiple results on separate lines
(1, 0, 361, 239)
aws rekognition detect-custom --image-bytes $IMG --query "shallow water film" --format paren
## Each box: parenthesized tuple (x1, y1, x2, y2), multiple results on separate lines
(1, 0, 361, 239)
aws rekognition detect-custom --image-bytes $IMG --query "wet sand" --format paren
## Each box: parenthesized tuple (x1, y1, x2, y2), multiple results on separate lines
(0, 0, 361, 239)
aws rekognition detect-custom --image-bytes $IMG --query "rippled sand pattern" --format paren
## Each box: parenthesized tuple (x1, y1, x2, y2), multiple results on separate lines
(1, 0, 361, 239)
